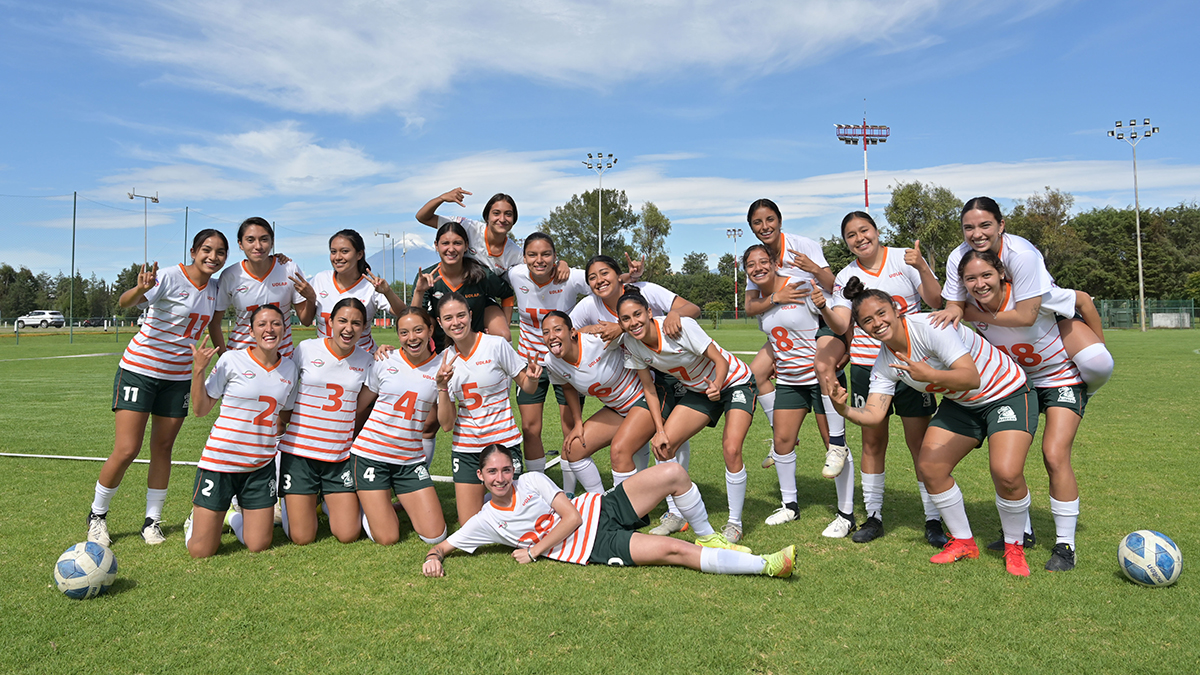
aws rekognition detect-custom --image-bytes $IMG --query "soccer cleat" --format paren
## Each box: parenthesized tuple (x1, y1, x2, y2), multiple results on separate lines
(761, 545, 796, 578)
(273, 500, 284, 526)
(183, 511, 194, 545)
(924, 519, 950, 548)
(822, 511, 857, 538)
(695, 532, 752, 554)
(765, 502, 800, 526)
(649, 512, 689, 536)
(140, 517, 166, 545)
(1003, 542, 1031, 577)
(1045, 543, 1076, 572)
(223, 507, 238, 533)
(761, 441, 775, 469)
(987, 528, 1036, 552)
(851, 516, 884, 543)
(721, 521, 745, 545)
(930, 537, 980, 564)
(821, 444, 849, 479)
(86, 512, 112, 547)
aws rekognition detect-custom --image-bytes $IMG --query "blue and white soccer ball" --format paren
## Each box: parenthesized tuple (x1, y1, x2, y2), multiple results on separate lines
(53, 542, 118, 600)
(1118, 530, 1182, 587)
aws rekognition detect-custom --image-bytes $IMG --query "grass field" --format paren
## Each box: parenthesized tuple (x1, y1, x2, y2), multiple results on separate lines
(1, 326, 1197, 674)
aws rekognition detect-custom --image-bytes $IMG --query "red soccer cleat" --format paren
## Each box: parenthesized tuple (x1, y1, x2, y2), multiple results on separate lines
(930, 537, 980, 564)
(1003, 542, 1031, 577)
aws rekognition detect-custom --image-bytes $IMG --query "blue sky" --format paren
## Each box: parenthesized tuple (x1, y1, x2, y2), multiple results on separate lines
(1, 0, 1197, 283)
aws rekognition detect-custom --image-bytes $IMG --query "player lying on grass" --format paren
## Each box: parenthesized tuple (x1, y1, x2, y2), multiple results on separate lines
(421, 445, 794, 578)
(828, 277, 1039, 577)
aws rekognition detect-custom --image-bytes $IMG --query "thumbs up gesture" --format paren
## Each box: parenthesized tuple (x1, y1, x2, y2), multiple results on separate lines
(904, 240, 930, 272)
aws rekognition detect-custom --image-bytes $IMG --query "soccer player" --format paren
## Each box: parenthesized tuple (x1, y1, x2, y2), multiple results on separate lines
(308, 229, 405, 353)
(930, 196, 1113, 394)
(823, 211, 947, 546)
(740, 199, 850, 481)
(412, 221, 515, 349)
(208, 217, 315, 358)
(541, 311, 662, 494)
(421, 445, 794, 579)
(276, 298, 374, 545)
(829, 277, 1039, 577)
(434, 292, 543, 525)
(350, 307, 449, 547)
(617, 288, 757, 545)
(961, 249, 1103, 571)
(185, 305, 299, 559)
(86, 230, 228, 547)
(743, 244, 855, 537)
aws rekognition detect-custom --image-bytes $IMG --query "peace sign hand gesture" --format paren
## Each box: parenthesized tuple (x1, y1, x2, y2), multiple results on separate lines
(436, 352, 457, 388)
(289, 273, 316, 303)
(888, 352, 937, 383)
(524, 355, 543, 381)
(365, 270, 390, 293)
(136, 262, 159, 293)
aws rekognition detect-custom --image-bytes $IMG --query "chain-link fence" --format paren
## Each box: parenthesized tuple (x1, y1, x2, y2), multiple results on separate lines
(1098, 299, 1194, 329)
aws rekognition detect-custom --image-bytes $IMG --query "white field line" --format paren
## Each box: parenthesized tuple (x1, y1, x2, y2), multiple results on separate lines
(0, 352, 120, 363)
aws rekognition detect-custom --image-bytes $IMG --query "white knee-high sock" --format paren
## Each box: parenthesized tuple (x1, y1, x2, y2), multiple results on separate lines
(1073, 343, 1114, 394)
(929, 483, 972, 540)
(917, 481, 940, 521)
(673, 483, 716, 537)
(280, 500, 291, 539)
(228, 510, 246, 545)
(861, 471, 885, 520)
(567, 458, 605, 494)
(422, 438, 436, 466)
(700, 547, 769, 575)
(1050, 497, 1080, 548)
(835, 451, 855, 514)
(91, 482, 118, 515)
(360, 509, 375, 543)
(526, 457, 546, 473)
(996, 493, 1032, 545)
(184, 510, 194, 546)
(771, 450, 797, 503)
(561, 462, 577, 495)
(725, 468, 748, 526)
(822, 397, 846, 441)
(759, 390, 776, 427)
(612, 469, 636, 487)
(677, 441, 691, 471)
(145, 488, 167, 520)
(633, 444, 650, 472)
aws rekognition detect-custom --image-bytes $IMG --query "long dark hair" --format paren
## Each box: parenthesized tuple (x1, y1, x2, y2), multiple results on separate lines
(746, 198, 782, 223)
(238, 217, 274, 242)
(330, 229, 370, 276)
(957, 248, 1008, 282)
(435, 222, 486, 285)
(483, 194, 518, 224)
(330, 297, 367, 324)
(435, 291, 470, 320)
(190, 228, 229, 252)
(741, 243, 771, 270)
(961, 196, 1003, 223)
(840, 211, 878, 238)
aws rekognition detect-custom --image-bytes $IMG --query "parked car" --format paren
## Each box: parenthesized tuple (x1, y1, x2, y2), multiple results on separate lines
(16, 310, 65, 328)
(79, 318, 105, 327)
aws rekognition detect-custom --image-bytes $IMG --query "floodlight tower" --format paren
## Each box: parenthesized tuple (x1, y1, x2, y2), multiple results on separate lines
(128, 188, 160, 264)
(727, 228, 743, 318)
(374, 231, 392, 284)
(835, 117, 890, 210)
(582, 152, 617, 255)
(1108, 118, 1159, 333)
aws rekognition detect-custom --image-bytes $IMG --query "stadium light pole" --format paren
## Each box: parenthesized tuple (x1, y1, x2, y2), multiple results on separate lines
(128, 188, 160, 264)
(726, 228, 742, 318)
(400, 231, 409, 304)
(1108, 118, 1159, 333)
(582, 152, 617, 255)
(373, 231, 392, 285)
(835, 117, 889, 211)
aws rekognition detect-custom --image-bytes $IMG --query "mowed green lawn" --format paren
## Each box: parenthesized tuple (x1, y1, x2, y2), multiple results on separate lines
(0, 326, 1196, 674)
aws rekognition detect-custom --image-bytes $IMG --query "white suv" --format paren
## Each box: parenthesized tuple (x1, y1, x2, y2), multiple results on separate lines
(16, 310, 66, 328)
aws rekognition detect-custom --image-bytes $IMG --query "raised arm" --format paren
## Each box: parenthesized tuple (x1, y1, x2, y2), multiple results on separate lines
(190, 336, 220, 418)
(416, 188, 472, 228)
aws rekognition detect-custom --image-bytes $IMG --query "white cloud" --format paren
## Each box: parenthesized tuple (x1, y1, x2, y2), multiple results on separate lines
(100, 164, 261, 201)
(84, 0, 1060, 116)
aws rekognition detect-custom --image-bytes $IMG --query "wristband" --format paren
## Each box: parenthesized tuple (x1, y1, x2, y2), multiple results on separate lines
(527, 549, 537, 563)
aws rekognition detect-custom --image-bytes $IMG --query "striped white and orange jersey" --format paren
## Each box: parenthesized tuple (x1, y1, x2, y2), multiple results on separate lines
(446, 472, 602, 565)
(350, 349, 441, 466)
(545, 333, 645, 415)
(832, 247, 925, 367)
(508, 263, 591, 362)
(746, 231, 830, 318)
(622, 316, 751, 393)
(971, 285, 1083, 389)
(278, 338, 373, 463)
(446, 333, 525, 452)
(197, 348, 298, 473)
(569, 281, 677, 328)
(436, 215, 523, 277)
(120, 264, 219, 381)
(943, 234, 1074, 315)
(310, 270, 392, 352)
(215, 259, 306, 356)
(757, 279, 820, 386)
(869, 314, 1027, 409)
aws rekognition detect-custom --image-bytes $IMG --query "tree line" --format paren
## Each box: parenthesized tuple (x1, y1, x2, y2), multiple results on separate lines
(0, 263, 143, 321)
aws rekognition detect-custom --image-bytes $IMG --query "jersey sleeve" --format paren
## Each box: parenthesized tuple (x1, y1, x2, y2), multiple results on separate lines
(938, 325, 972, 365)
(484, 268, 515, 305)
(497, 339, 526, 378)
(204, 352, 235, 400)
(676, 317, 714, 356)
(282, 348, 305, 410)
(867, 356, 900, 396)
(366, 360, 384, 393)
(622, 338, 649, 370)
(137, 269, 172, 310)
(445, 510, 503, 554)
(569, 269, 590, 300)
(941, 245, 968, 302)
(546, 363, 569, 387)
(789, 237, 829, 269)
(830, 269, 852, 310)
(215, 268, 235, 312)
(286, 262, 306, 304)
(638, 282, 678, 315)
(1006, 249, 1053, 303)
(569, 298, 596, 327)
(522, 472, 564, 505)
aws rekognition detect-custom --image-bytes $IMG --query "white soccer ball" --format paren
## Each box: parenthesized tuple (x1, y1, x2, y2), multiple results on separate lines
(1118, 530, 1182, 587)
(53, 542, 118, 600)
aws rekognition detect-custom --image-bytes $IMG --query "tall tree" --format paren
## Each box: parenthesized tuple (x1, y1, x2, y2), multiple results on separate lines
(632, 202, 673, 280)
(1006, 187, 1082, 279)
(882, 181, 963, 276)
(820, 236, 853, 275)
(717, 253, 737, 279)
(86, 273, 111, 319)
(680, 251, 709, 276)
(539, 188, 639, 269)
(113, 264, 143, 318)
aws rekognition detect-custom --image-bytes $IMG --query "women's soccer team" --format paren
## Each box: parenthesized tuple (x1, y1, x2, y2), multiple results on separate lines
(82, 189, 1113, 578)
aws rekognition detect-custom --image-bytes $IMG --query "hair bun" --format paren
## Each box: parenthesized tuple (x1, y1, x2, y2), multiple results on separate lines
(842, 276, 866, 301)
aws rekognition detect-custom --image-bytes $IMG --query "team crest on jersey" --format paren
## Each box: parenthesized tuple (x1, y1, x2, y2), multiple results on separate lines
(433, 291, 444, 299)
(1057, 386, 1077, 404)
(311, 359, 325, 368)
(731, 390, 747, 404)
(416, 465, 429, 480)
(519, 286, 529, 294)
(179, 290, 190, 299)
(386, 366, 399, 374)
(644, 357, 654, 364)
(341, 470, 354, 488)
(236, 285, 249, 294)
(975, 323, 988, 332)
(996, 406, 1017, 423)
(242, 370, 256, 379)
(319, 290, 329, 298)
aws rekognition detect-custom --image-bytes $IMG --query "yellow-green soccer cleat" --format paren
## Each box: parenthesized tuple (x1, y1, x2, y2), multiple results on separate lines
(695, 532, 752, 554)
(762, 545, 796, 578)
